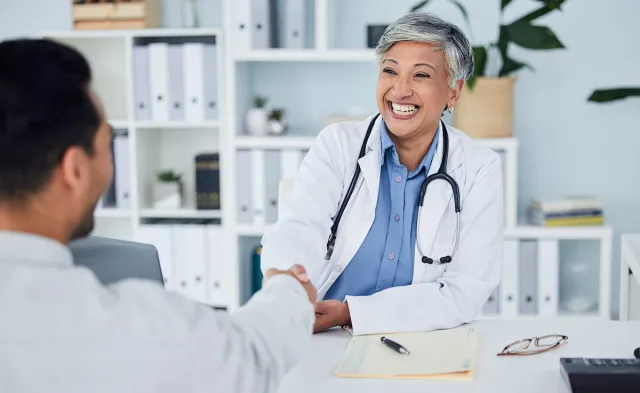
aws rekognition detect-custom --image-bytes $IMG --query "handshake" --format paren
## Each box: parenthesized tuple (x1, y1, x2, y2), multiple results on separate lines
(263, 265, 351, 333)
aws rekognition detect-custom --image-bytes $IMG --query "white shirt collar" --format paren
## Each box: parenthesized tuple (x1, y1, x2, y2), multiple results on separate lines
(0, 230, 73, 267)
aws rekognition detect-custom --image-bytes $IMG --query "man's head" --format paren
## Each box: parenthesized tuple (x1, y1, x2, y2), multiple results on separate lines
(0, 38, 113, 243)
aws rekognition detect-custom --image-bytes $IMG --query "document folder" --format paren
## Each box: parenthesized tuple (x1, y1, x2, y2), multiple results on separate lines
(334, 326, 478, 380)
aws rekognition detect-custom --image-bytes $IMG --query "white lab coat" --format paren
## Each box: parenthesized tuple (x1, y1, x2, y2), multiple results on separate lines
(261, 114, 504, 335)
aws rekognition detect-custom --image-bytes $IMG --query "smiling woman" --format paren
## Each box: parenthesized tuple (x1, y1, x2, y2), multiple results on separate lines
(260, 12, 504, 336)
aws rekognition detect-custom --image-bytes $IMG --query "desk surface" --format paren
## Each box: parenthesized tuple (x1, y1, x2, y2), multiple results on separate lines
(277, 319, 640, 393)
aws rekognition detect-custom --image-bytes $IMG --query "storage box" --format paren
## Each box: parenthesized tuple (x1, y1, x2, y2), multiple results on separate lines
(73, 0, 161, 30)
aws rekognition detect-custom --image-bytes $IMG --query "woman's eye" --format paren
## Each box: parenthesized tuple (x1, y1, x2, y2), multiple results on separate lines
(383, 68, 396, 75)
(416, 73, 431, 78)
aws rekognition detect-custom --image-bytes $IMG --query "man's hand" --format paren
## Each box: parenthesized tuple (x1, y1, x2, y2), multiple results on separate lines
(263, 264, 317, 304)
(313, 300, 351, 333)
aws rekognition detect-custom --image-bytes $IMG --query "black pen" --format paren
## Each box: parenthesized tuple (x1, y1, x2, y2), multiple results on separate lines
(380, 336, 410, 355)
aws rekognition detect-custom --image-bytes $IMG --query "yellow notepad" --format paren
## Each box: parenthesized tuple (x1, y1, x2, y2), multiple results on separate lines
(334, 326, 478, 380)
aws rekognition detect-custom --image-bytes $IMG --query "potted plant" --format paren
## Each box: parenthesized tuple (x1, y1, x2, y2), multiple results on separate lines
(245, 95, 269, 136)
(153, 169, 183, 209)
(267, 108, 287, 135)
(410, 0, 567, 138)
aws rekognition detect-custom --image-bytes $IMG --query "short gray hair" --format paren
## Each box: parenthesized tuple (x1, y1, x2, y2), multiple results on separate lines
(376, 12, 474, 89)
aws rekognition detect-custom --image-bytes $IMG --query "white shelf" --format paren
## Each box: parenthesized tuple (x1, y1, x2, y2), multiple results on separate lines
(504, 225, 612, 240)
(235, 135, 317, 149)
(478, 310, 603, 321)
(95, 208, 131, 218)
(139, 209, 222, 219)
(477, 137, 518, 150)
(234, 49, 376, 62)
(109, 119, 130, 129)
(237, 225, 270, 237)
(44, 28, 222, 39)
(135, 121, 221, 130)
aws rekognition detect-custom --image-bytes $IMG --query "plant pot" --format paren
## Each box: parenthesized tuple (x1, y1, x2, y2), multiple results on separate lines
(267, 119, 287, 135)
(245, 108, 269, 136)
(453, 76, 515, 138)
(152, 181, 183, 209)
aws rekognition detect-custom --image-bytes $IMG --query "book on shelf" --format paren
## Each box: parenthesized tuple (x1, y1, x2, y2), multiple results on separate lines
(528, 196, 604, 226)
(195, 153, 220, 210)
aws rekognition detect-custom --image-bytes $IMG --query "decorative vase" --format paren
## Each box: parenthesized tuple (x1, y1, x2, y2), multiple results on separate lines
(268, 119, 287, 135)
(453, 76, 515, 138)
(245, 108, 269, 136)
(152, 181, 183, 209)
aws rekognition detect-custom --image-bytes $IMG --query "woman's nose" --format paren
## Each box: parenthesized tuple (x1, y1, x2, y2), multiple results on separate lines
(393, 79, 413, 98)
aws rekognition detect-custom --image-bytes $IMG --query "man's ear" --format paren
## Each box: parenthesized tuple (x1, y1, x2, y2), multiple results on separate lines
(58, 146, 90, 192)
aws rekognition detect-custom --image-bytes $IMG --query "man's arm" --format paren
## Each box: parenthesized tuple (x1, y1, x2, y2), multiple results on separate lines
(344, 153, 504, 335)
(107, 267, 315, 393)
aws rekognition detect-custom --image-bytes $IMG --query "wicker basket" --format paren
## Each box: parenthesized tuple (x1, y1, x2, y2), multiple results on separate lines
(453, 76, 515, 138)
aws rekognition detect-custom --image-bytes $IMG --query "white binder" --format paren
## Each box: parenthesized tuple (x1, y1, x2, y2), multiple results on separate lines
(251, 0, 272, 49)
(167, 44, 185, 121)
(148, 42, 169, 122)
(251, 149, 266, 226)
(183, 42, 205, 122)
(236, 150, 254, 224)
(231, 0, 251, 51)
(264, 150, 281, 224)
(134, 225, 174, 291)
(280, 149, 303, 180)
(113, 130, 131, 209)
(202, 42, 219, 120)
(171, 225, 208, 303)
(500, 239, 520, 317)
(132, 45, 150, 121)
(519, 239, 538, 315)
(482, 286, 500, 315)
(537, 239, 560, 316)
(281, 0, 306, 48)
(206, 224, 228, 307)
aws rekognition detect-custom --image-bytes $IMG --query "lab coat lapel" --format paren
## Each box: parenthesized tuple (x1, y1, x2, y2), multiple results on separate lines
(413, 124, 464, 281)
(359, 115, 383, 207)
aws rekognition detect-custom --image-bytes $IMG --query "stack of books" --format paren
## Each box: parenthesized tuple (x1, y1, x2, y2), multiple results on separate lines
(528, 197, 604, 226)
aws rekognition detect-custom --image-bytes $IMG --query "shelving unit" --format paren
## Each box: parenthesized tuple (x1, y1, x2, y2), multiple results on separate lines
(42, 0, 613, 318)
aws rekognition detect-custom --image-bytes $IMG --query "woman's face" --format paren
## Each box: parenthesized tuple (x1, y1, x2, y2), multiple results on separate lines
(376, 41, 463, 139)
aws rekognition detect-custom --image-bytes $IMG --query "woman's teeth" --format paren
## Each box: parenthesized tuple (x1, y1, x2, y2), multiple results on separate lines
(391, 102, 418, 115)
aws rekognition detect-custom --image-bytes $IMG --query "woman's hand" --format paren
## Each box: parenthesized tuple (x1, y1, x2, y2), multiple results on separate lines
(313, 300, 351, 333)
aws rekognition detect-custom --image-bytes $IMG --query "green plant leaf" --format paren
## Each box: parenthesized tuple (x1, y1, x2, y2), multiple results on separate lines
(587, 87, 640, 103)
(467, 46, 487, 90)
(501, 0, 514, 9)
(515, 0, 567, 23)
(499, 56, 533, 77)
(506, 22, 565, 50)
(409, 0, 432, 12)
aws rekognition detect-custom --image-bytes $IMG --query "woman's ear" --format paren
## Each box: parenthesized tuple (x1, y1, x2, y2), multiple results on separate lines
(448, 79, 465, 109)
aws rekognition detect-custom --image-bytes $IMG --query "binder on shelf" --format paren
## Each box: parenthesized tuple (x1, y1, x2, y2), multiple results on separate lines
(519, 239, 538, 315)
(251, 0, 272, 49)
(252, 246, 263, 295)
(202, 42, 219, 121)
(183, 42, 205, 122)
(500, 239, 519, 317)
(264, 150, 281, 224)
(135, 224, 174, 290)
(231, 0, 251, 51)
(100, 131, 118, 208)
(172, 225, 208, 303)
(251, 149, 267, 226)
(280, 149, 303, 181)
(537, 239, 560, 316)
(132, 45, 151, 121)
(280, 0, 306, 49)
(148, 42, 169, 122)
(483, 286, 500, 315)
(236, 150, 254, 224)
(206, 224, 228, 306)
(113, 129, 131, 209)
(167, 44, 185, 121)
(195, 153, 220, 210)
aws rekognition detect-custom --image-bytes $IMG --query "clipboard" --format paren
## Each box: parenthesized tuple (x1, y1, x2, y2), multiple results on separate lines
(334, 326, 478, 380)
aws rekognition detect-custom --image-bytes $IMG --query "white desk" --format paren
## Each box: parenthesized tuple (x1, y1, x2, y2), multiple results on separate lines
(621, 234, 640, 320)
(277, 319, 640, 393)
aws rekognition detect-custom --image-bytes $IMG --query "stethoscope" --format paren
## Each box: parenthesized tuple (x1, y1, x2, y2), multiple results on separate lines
(324, 113, 461, 265)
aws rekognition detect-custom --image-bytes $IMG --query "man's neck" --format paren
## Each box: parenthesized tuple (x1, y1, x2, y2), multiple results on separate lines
(392, 122, 439, 172)
(0, 201, 67, 244)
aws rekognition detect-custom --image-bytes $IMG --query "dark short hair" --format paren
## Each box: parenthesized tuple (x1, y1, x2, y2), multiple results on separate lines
(0, 38, 101, 201)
